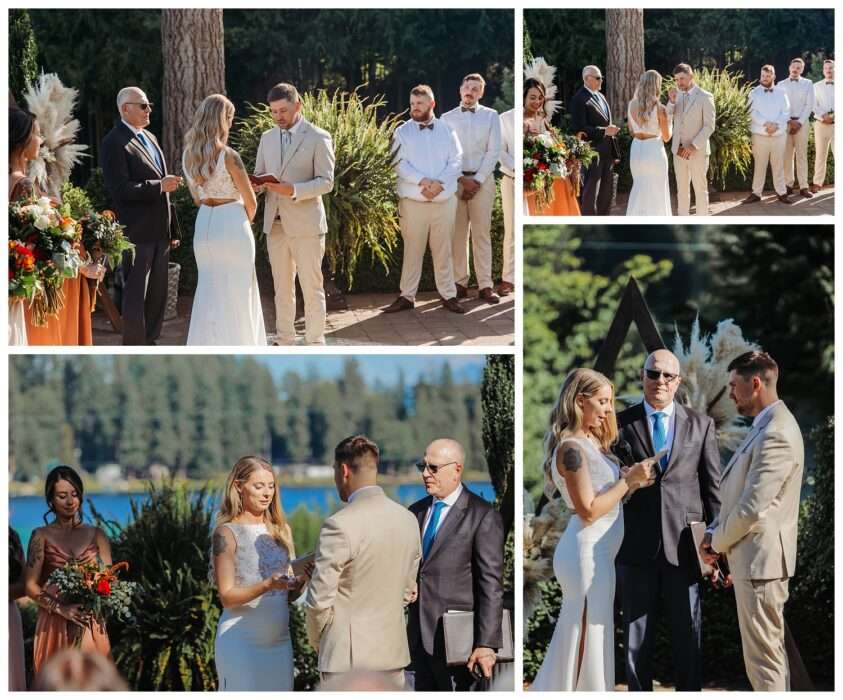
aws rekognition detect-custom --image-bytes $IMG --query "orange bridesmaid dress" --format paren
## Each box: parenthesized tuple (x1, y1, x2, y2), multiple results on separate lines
(526, 176, 581, 216)
(24, 274, 93, 346)
(32, 538, 111, 674)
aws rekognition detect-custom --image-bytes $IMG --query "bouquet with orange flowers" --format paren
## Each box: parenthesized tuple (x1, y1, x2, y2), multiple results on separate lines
(8, 196, 84, 325)
(45, 560, 138, 642)
(80, 209, 135, 270)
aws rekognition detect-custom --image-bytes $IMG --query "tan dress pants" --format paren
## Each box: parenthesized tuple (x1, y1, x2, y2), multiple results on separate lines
(453, 176, 495, 290)
(733, 577, 790, 691)
(398, 197, 457, 302)
(751, 133, 788, 197)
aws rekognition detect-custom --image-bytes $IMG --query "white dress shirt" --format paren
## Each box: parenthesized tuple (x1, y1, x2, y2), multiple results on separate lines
(813, 79, 835, 119)
(122, 119, 165, 189)
(498, 108, 515, 178)
(643, 400, 676, 463)
(393, 117, 462, 202)
(441, 103, 501, 183)
(748, 85, 790, 136)
(666, 84, 700, 117)
(421, 482, 464, 535)
(585, 86, 611, 120)
(777, 77, 814, 124)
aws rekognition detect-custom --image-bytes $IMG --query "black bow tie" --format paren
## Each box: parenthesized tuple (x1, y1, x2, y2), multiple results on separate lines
(764, 88, 774, 93)
(827, 81, 834, 85)
(419, 123, 434, 131)
(790, 78, 800, 82)
(461, 106, 476, 113)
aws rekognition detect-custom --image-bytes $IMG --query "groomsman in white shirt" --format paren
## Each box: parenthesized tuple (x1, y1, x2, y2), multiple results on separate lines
(811, 59, 835, 193)
(385, 85, 466, 315)
(497, 108, 515, 297)
(778, 57, 815, 199)
(743, 65, 793, 205)
(442, 74, 502, 305)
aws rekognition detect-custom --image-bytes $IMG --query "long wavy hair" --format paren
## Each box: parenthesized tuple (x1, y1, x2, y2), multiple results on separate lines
(542, 368, 618, 499)
(632, 70, 662, 124)
(215, 456, 294, 556)
(182, 94, 235, 185)
(43, 465, 85, 525)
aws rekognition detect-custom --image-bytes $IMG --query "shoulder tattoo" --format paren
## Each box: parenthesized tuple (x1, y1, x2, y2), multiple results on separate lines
(562, 446, 584, 472)
(212, 530, 228, 556)
(229, 150, 247, 173)
(26, 533, 44, 568)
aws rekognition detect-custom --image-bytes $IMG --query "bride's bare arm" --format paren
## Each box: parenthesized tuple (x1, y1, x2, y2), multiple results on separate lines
(559, 441, 631, 524)
(226, 148, 258, 222)
(659, 104, 672, 142)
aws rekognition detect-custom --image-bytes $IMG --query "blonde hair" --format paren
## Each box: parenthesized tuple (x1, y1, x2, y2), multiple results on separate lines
(216, 456, 294, 557)
(182, 94, 235, 186)
(633, 70, 662, 124)
(542, 368, 618, 499)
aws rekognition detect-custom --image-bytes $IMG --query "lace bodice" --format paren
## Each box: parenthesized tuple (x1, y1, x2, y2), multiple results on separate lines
(213, 523, 290, 602)
(627, 103, 663, 137)
(183, 149, 241, 201)
(551, 437, 620, 513)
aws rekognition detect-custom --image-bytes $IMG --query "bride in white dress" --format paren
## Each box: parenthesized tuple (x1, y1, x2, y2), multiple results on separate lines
(182, 95, 266, 345)
(211, 456, 307, 691)
(626, 70, 672, 216)
(530, 368, 656, 691)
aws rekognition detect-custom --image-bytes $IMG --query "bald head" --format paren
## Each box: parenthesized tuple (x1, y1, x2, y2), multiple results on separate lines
(642, 349, 682, 409)
(421, 439, 465, 499)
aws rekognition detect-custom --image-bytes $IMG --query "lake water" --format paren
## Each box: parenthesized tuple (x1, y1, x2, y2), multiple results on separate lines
(10, 482, 495, 549)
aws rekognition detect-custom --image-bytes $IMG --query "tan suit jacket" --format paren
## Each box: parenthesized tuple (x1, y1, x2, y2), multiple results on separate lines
(304, 486, 421, 673)
(668, 85, 716, 155)
(255, 118, 335, 237)
(710, 401, 804, 580)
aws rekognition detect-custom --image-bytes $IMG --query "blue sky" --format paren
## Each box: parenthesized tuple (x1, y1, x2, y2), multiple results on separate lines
(248, 355, 488, 387)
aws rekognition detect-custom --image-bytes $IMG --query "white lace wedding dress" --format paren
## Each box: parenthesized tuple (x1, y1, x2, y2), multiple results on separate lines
(626, 103, 672, 216)
(214, 523, 293, 691)
(530, 437, 623, 691)
(183, 150, 266, 345)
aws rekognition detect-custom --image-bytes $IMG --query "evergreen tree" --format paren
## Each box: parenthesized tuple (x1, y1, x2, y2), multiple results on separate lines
(481, 355, 514, 535)
(9, 10, 38, 103)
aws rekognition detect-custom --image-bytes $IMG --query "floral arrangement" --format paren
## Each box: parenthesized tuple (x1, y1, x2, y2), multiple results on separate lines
(45, 560, 138, 642)
(558, 132, 597, 196)
(523, 130, 569, 209)
(81, 209, 135, 269)
(9, 196, 84, 325)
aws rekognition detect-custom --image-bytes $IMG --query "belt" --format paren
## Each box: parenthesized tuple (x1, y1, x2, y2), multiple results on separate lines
(462, 171, 477, 176)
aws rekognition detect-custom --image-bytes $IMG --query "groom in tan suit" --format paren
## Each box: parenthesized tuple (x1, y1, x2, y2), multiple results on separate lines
(254, 82, 335, 345)
(305, 435, 421, 686)
(666, 64, 715, 216)
(701, 351, 804, 691)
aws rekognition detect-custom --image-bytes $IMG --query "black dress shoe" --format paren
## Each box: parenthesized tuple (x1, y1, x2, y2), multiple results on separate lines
(777, 194, 793, 204)
(441, 297, 466, 314)
(786, 185, 794, 195)
(382, 296, 414, 313)
(742, 193, 762, 204)
(455, 283, 469, 299)
(799, 188, 813, 198)
(478, 287, 500, 304)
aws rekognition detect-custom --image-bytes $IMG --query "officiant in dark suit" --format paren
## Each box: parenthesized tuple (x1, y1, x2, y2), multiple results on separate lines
(569, 65, 621, 215)
(101, 87, 181, 345)
(615, 349, 722, 691)
(407, 438, 504, 691)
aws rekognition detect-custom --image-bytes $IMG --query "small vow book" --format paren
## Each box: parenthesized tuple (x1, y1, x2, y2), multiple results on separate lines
(249, 173, 280, 186)
(689, 521, 715, 578)
(291, 552, 315, 577)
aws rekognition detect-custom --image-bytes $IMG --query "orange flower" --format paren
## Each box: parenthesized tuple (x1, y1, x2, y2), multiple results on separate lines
(101, 210, 116, 220)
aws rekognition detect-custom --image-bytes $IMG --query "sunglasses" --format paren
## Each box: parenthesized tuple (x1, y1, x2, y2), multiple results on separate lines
(127, 102, 154, 111)
(644, 369, 679, 382)
(415, 460, 458, 475)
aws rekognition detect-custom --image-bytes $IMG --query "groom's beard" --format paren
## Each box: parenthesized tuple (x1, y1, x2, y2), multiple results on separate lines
(411, 108, 435, 123)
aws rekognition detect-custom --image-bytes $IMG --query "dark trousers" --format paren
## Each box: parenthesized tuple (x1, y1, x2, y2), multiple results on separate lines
(410, 648, 482, 692)
(618, 551, 702, 691)
(580, 149, 615, 215)
(122, 239, 169, 345)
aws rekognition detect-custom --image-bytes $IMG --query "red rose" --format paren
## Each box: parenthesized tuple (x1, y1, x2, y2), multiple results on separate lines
(96, 578, 111, 596)
(537, 162, 548, 171)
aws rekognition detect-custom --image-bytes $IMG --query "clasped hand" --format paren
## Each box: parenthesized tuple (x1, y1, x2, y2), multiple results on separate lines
(621, 459, 657, 493)
(420, 178, 444, 200)
(459, 176, 481, 200)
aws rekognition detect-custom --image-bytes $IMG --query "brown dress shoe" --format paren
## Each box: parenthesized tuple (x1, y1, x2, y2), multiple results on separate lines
(742, 193, 762, 204)
(786, 185, 794, 195)
(810, 183, 821, 194)
(382, 296, 414, 313)
(478, 287, 500, 304)
(441, 297, 466, 314)
(777, 194, 793, 204)
(799, 188, 813, 198)
(496, 281, 515, 296)
(455, 283, 469, 299)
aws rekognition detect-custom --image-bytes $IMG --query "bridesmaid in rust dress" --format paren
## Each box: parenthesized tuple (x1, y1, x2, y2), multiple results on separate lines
(24, 466, 112, 673)
(9, 107, 103, 345)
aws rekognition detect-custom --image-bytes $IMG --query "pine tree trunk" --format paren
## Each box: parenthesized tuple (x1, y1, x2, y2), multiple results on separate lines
(605, 8, 645, 123)
(161, 9, 226, 174)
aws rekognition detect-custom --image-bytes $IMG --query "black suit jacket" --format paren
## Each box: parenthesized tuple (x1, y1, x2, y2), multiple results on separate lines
(100, 122, 171, 244)
(408, 486, 504, 657)
(568, 86, 621, 160)
(616, 402, 722, 570)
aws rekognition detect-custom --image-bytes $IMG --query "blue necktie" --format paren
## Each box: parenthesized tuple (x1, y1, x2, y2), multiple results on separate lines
(137, 131, 163, 172)
(652, 412, 668, 469)
(422, 501, 446, 559)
